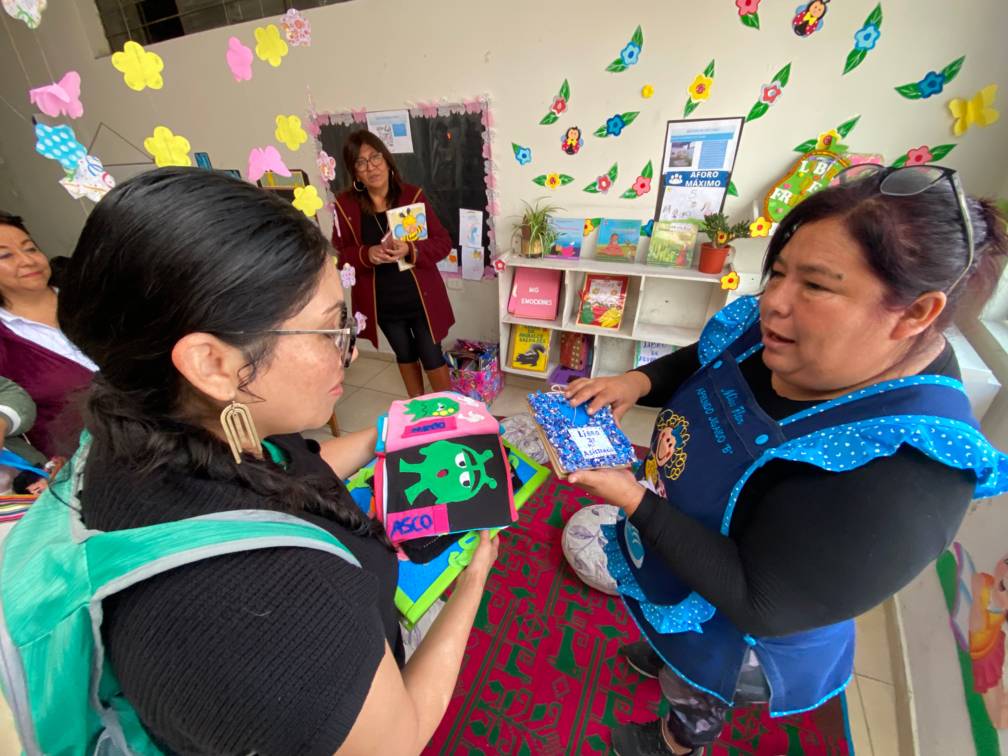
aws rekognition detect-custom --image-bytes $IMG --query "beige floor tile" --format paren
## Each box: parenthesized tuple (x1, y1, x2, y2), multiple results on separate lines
(855, 604, 894, 684)
(333, 388, 400, 433)
(846, 677, 874, 756)
(858, 675, 901, 756)
(0, 696, 21, 755)
(620, 406, 659, 447)
(344, 357, 390, 388)
(489, 385, 536, 418)
(503, 373, 550, 392)
(363, 363, 414, 397)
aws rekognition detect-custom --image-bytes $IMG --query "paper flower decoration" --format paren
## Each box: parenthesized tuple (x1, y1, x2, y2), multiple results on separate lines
(561, 126, 583, 155)
(736, 0, 760, 29)
(749, 217, 772, 237)
(34, 123, 86, 174)
(3, 0, 46, 29)
(226, 36, 253, 82)
(620, 161, 653, 199)
(584, 164, 618, 194)
(891, 143, 955, 168)
(274, 114, 307, 151)
(511, 143, 532, 165)
(539, 80, 570, 125)
(584, 218, 601, 236)
(949, 85, 999, 136)
(254, 24, 289, 67)
(606, 25, 643, 72)
(895, 56, 964, 100)
(292, 185, 323, 217)
(793, 115, 860, 153)
(534, 173, 573, 190)
(746, 63, 792, 122)
(684, 60, 715, 117)
(111, 41, 164, 92)
(720, 271, 741, 290)
(641, 84, 654, 99)
(340, 263, 356, 288)
(247, 146, 291, 182)
(281, 8, 311, 47)
(144, 126, 191, 167)
(317, 150, 337, 181)
(816, 130, 841, 151)
(641, 219, 654, 237)
(492, 258, 506, 273)
(28, 70, 82, 119)
(59, 154, 115, 202)
(354, 311, 367, 334)
(844, 4, 882, 74)
(594, 112, 639, 138)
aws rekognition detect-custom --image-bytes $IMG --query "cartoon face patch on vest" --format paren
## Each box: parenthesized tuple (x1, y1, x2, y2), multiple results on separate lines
(399, 440, 498, 505)
(653, 409, 690, 480)
(403, 397, 460, 421)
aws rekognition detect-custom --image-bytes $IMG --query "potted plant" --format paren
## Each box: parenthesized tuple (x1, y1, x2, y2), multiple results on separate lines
(696, 212, 751, 274)
(514, 198, 561, 258)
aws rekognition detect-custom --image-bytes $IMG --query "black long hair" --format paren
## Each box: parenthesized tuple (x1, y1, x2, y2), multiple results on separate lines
(341, 129, 403, 213)
(58, 168, 391, 547)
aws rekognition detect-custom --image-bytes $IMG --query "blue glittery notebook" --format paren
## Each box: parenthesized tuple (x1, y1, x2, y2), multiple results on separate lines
(526, 391, 636, 477)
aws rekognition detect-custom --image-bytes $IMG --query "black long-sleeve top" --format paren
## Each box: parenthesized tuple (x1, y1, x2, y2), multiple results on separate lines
(629, 342, 974, 637)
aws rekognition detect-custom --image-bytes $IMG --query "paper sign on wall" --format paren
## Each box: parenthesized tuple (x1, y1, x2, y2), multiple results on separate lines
(461, 245, 484, 280)
(458, 209, 483, 248)
(366, 109, 413, 153)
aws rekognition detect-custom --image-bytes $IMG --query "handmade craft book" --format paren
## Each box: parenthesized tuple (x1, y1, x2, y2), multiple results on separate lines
(507, 267, 562, 321)
(526, 391, 636, 478)
(374, 392, 516, 544)
(578, 274, 629, 330)
(386, 202, 428, 242)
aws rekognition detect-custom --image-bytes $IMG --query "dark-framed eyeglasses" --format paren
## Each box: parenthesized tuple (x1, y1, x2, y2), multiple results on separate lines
(353, 153, 385, 171)
(833, 163, 974, 292)
(219, 321, 357, 368)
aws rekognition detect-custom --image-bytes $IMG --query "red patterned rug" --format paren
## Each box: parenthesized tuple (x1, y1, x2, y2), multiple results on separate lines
(423, 473, 852, 756)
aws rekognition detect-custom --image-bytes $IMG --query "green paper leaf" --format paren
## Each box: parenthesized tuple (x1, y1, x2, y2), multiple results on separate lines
(894, 82, 922, 99)
(836, 115, 861, 137)
(727, 181, 738, 197)
(891, 154, 908, 168)
(539, 112, 558, 125)
(684, 97, 699, 117)
(631, 25, 643, 46)
(583, 183, 600, 193)
(532, 175, 547, 186)
(559, 79, 570, 100)
(703, 59, 715, 78)
(558, 174, 574, 185)
(941, 55, 966, 84)
(511, 142, 522, 156)
(773, 63, 792, 87)
(930, 143, 957, 160)
(642, 160, 653, 179)
(606, 59, 626, 73)
(741, 13, 760, 29)
(843, 48, 866, 75)
(585, 218, 601, 236)
(593, 125, 608, 137)
(746, 101, 769, 122)
(793, 138, 818, 153)
(622, 111, 640, 125)
(620, 188, 638, 199)
(867, 3, 883, 26)
(607, 163, 619, 181)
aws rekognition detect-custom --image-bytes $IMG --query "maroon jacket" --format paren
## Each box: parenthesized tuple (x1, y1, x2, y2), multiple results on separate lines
(332, 183, 455, 348)
(0, 322, 93, 457)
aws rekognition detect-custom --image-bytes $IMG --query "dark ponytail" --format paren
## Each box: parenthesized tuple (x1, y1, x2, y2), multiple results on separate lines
(58, 168, 392, 548)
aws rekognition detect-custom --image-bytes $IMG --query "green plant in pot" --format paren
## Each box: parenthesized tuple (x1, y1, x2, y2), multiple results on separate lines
(515, 198, 561, 258)
(696, 212, 751, 274)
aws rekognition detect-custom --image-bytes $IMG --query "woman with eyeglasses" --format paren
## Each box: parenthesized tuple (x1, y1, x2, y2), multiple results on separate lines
(0, 168, 498, 754)
(563, 165, 1008, 756)
(332, 129, 456, 397)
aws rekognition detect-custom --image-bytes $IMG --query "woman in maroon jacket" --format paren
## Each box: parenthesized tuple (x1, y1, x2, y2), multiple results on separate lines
(332, 130, 455, 396)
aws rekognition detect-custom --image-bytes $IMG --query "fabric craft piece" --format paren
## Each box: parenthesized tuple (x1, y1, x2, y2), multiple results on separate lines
(111, 41, 164, 92)
(226, 36, 253, 82)
(736, 0, 760, 28)
(843, 3, 882, 75)
(684, 60, 715, 117)
(583, 163, 618, 194)
(246, 146, 290, 182)
(28, 71, 83, 119)
(746, 62, 792, 122)
(533, 173, 573, 190)
(539, 80, 570, 126)
(292, 186, 323, 217)
(58, 155, 115, 202)
(281, 8, 311, 46)
(143, 126, 192, 167)
(2, 0, 45, 28)
(254, 24, 289, 67)
(605, 25, 643, 73)
(895, 56, 965, 100)
(316, 149, 336, 181)
(949, 85, 999, 136)
(274, 114, 307, 150)
(620, 161, 653, 199)
(34, 123, 86, 174)
(593, 111, 639, 138)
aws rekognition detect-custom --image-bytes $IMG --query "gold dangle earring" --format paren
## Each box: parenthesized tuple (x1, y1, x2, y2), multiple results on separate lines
(220, 400, 261, 464)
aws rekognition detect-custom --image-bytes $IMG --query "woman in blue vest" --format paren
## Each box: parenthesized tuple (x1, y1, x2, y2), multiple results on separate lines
(565, 164, 1008, 756)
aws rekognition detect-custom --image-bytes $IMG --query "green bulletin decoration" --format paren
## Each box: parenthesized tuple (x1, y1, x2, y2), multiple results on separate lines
(584, 163, 619, 194)
(620, 161, 654, 199)
(540, 79, 571, 125)
(792, 115, 860, 154)
(684, 60, 715, 118)
(763, 151, 850, 223)
(746, 63, 791, 122)
(894, 56, 965, 100)
(593, 111, 640, 138)
(843, 4, 882, 75)
(606, 26, 644, 73)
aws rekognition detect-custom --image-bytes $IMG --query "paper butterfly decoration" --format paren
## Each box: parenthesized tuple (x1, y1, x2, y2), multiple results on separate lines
(111, 41, 164, 91)
(292, 186, 323, 217)
(34, 123, 86, 174)
(340, 263, 356, 288)
(317, 150, 337, 181)
(2, 0, 46, 28)
(247, 146, 290, 182)
(59, 155, 115, 202)
(226, 37, 253, 82)
(274, 114, 307, 151)
(949, 85, 999, 136)
(281, 8, 311, 47)
(254, 24, 288, 67)
(143, 126, 191, 167)
(28, 71, 83, 119)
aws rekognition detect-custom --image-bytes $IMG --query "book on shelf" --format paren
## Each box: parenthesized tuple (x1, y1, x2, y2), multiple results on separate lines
(547, 217, 584, 259)
(634, 340, 678, 368)
(647, 220, 699, 267)
(595, 218, 640, 262)
(509, 324, 551, 372)
(578, 274, 629, 330)
(507, 267, 562, 321)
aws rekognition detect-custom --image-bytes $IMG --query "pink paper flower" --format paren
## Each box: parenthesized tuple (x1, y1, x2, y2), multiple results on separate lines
(281, 9, 311, 47)
(354, 311, 367, 333)
(760, 82, 783, 104)
(597, 175, 612, 193)
(28, 70, 83, 119)
(736, 0, 760, 15)
(905, 146, 933, 165)
(247, 145, 291, 182)
(317, 150, 336, 181)
(633, 176, 652, 196)
(551, 96, 568, 115)
(225, 37, 253, 82)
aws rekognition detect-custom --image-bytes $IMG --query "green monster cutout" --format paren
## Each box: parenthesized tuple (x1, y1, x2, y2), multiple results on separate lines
(400, 440, 498, 505)
(403, 396, 460, 421)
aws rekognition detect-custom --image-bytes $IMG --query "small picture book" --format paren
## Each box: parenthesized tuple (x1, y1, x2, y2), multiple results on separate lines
(634, 340, 677, 368)
(387, 202, 428, 242)
(578, 274, 629, 330)
(526, 391, 636, 478)
(374, 392, 516, 544)
(647, 220, 699, 268)
(548, 218, 584, 259)
(509, 325, 551, 372)
(595, 218, 640, 262)
(507, 268, 562, 321)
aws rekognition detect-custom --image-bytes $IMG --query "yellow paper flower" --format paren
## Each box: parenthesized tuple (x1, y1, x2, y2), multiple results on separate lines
(545, 173, 562, 189)
(274, 114, 307, 151)
(292, 185, 323, 217)
(688, 74, 713, 101)
(715, 230, 728, 246)
(816, 129, 841, 151)
(111, 41, 164, 92)
(143, 126, 191, 167)
(641, 84, 655, 99)
(749, 216, 771, 237)
(720, 271, 740, 291)
(583, 218, 596, 235)
(254, 24, 289, 67)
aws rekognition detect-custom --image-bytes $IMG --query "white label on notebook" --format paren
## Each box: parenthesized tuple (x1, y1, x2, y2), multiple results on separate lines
(568, 426, 616, 460)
